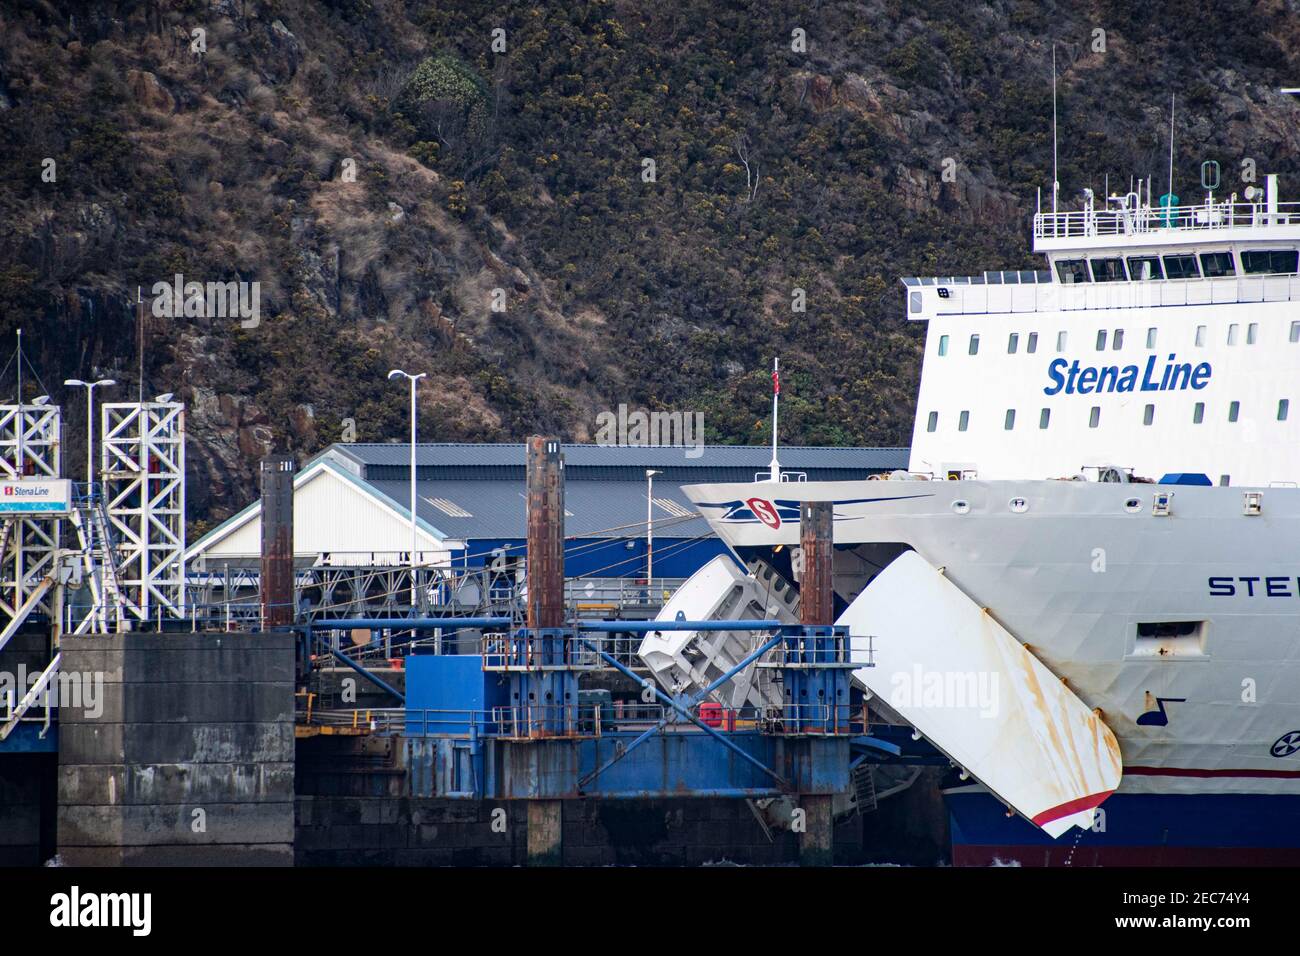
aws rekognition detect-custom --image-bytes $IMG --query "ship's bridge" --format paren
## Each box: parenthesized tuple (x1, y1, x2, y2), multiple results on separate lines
(903, 175, 1300, 322)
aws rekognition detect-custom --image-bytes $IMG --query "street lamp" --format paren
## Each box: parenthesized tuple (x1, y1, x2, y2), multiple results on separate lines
(64, 378, 117, 495)
(646, 469, 662, 582)
(388, 369, 427, 607)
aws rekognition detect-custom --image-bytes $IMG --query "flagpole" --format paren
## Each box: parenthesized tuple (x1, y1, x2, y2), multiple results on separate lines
(768, 357, 781, 483)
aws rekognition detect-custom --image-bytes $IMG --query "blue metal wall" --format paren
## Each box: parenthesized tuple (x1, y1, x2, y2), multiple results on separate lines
(452, 536, 730, 579)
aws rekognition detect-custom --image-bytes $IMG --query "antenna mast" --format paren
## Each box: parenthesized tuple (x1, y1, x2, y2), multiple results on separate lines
(1167, 94, 1176, 202)
(137, 287, 144, 404)
(1051, 44, 1059, 214)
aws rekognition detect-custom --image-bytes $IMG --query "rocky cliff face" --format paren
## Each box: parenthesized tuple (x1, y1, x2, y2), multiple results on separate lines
(2, 0, 1298, 529)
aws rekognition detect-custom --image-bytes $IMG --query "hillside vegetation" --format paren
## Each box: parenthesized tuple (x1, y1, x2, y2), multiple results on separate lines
(2, 0, 1298, 526)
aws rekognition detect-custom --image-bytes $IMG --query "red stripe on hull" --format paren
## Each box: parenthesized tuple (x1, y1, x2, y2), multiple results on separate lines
(953, 844, 1300, 867)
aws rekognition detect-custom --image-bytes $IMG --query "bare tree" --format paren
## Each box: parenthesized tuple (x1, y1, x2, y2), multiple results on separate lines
(734, 134, 760, 203)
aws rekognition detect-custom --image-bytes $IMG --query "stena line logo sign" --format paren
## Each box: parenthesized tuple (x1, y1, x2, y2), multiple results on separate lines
(1044, 354, 1211, 396)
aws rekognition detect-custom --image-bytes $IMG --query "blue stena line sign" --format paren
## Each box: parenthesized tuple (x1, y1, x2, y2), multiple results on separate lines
(1044, 354, 1211, 396)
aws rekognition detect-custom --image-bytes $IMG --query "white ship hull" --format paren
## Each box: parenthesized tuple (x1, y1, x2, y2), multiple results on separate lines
(680, 477, 1300, 862)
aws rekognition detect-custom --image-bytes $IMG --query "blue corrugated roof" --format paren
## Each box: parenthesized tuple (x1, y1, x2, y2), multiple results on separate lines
(323, 442, 908, 485)
(369, 478, 713, 540)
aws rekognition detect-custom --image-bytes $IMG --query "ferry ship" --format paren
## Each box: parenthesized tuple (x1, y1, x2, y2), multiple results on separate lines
(659, 174, 1300, 865)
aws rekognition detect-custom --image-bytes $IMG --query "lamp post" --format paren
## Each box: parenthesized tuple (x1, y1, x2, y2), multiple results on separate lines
(645, 469, 662, 582)
(388, 369, 427, 608)
(63, 378, 117, 496)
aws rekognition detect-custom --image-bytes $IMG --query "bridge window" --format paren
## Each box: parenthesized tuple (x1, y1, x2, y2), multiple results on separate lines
(1279, 399, 1290, 421)
(1248, 323, 1258, 345)
(938, 334, 949, 356)
(1112, 329, 1124, 350)
(1004, 409, 1016, 430)
(1096, 329, 1107, 350)
(1146, 327, 1157, 348)
(1163, 254, 1200, 279)
(1089, 406, 1101, 428)
(1241, 249, 1299, 275)
(1193, 402, 1205, 424)
(1027, 332, 1038, 353)
(927, 411, 938, 432)
(1292, 322, 1300, 343)
(1056, 330, 1068, 352)
(1199, 252, 1235, 277)
(1228, 401, 1240, 423)
(1228, 323, 1239, 346)
(1143, 404, 1155, 426)
(1090, 257, 1127, 282)
(958, 410, 970, 431)
(1007, 332, 1019, 354)
(1039, 408, 1051, 429)
(1195, 325, 1206, 347)
(1055, 259, 1090, 284)
(1127, 256, 1164, 280)
(969, 334, 980, 355)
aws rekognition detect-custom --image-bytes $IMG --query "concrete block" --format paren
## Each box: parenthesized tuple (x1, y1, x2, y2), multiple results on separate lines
(59, 801, 295, 847)
(58, 761, 294, 806)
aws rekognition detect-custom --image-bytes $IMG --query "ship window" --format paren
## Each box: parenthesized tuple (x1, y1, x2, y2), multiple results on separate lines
(1279, 399, 1290, 421)
(1143, 404, 1155, 426)
(1133, 621, 1206, 658)
(1228, 323, 1239, 346)
(1090, 257, 1127, 282)
(968, 334, 980, 355)
(1193, 402, 1205, 424)
(1039, 408, 1050, 429)
(1004, 409, 1015, 430)
(938, 334, 949, 356)
(1055, 259, 1090, 284)
(1089, 406, 1101, 428)
(1292, 322, 1300, 343)
(1146, 327, 1157, 348)
(958, 410, 970, 431)
(927, 411, 938, 432)
(1127, 256, 1164, 280)
(1112, 329, 1124, 350)
(1007, 332, 1019, 354)
(1247, 322, 1258, 345)
(1199, 251, 1235, 277)
(910, 291, 923, 313)
(1163, 254, 1200, 279)
(1056, 330, 1068, 352)
(1096, 329, 1107, 350)
(1027, 332, 1038, 353)
(1241, 249, 1299, 275)
(1228, 401, 1240, 422)
(1195, 325, 1206, 347)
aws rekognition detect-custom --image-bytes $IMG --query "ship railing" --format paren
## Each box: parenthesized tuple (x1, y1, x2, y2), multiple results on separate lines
(923, 272, 1300, 315)
(1034, 200, 1300, 239)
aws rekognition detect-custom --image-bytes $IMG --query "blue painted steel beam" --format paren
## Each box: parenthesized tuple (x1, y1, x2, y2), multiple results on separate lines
(576, 637, 787, 790)
(327, 645, 406, 703)
(308, 617, 512, 631)
(578, 619, 785, 632)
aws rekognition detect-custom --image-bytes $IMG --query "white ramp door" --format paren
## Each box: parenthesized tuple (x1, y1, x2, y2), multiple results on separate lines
(840, 551, 1122, 837)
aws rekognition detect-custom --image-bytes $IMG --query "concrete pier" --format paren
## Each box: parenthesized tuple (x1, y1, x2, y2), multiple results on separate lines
(56, 631, 295, 865)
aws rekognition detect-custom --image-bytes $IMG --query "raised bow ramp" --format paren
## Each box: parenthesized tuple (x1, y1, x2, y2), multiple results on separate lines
(839, 551, 1122, 837)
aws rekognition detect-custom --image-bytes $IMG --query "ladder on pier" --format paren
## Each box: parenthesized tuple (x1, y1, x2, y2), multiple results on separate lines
(68, 500, 128, 634)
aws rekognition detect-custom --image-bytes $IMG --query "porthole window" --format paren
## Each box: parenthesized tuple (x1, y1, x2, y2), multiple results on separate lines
(1009, 497, 1028, 513)
(1124, 498, 1142, 513)
(951, 499, 971, 515)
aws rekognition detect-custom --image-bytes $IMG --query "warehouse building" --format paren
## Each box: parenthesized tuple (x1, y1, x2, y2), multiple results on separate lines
(185, 442, 909, 591)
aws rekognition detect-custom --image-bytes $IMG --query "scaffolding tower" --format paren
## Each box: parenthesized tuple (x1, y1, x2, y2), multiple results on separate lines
(100, 400, 187, 621)
(0, 402, 62, 623)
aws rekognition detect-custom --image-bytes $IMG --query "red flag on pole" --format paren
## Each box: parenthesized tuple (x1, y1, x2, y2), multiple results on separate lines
(772, 367, 780, 394)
